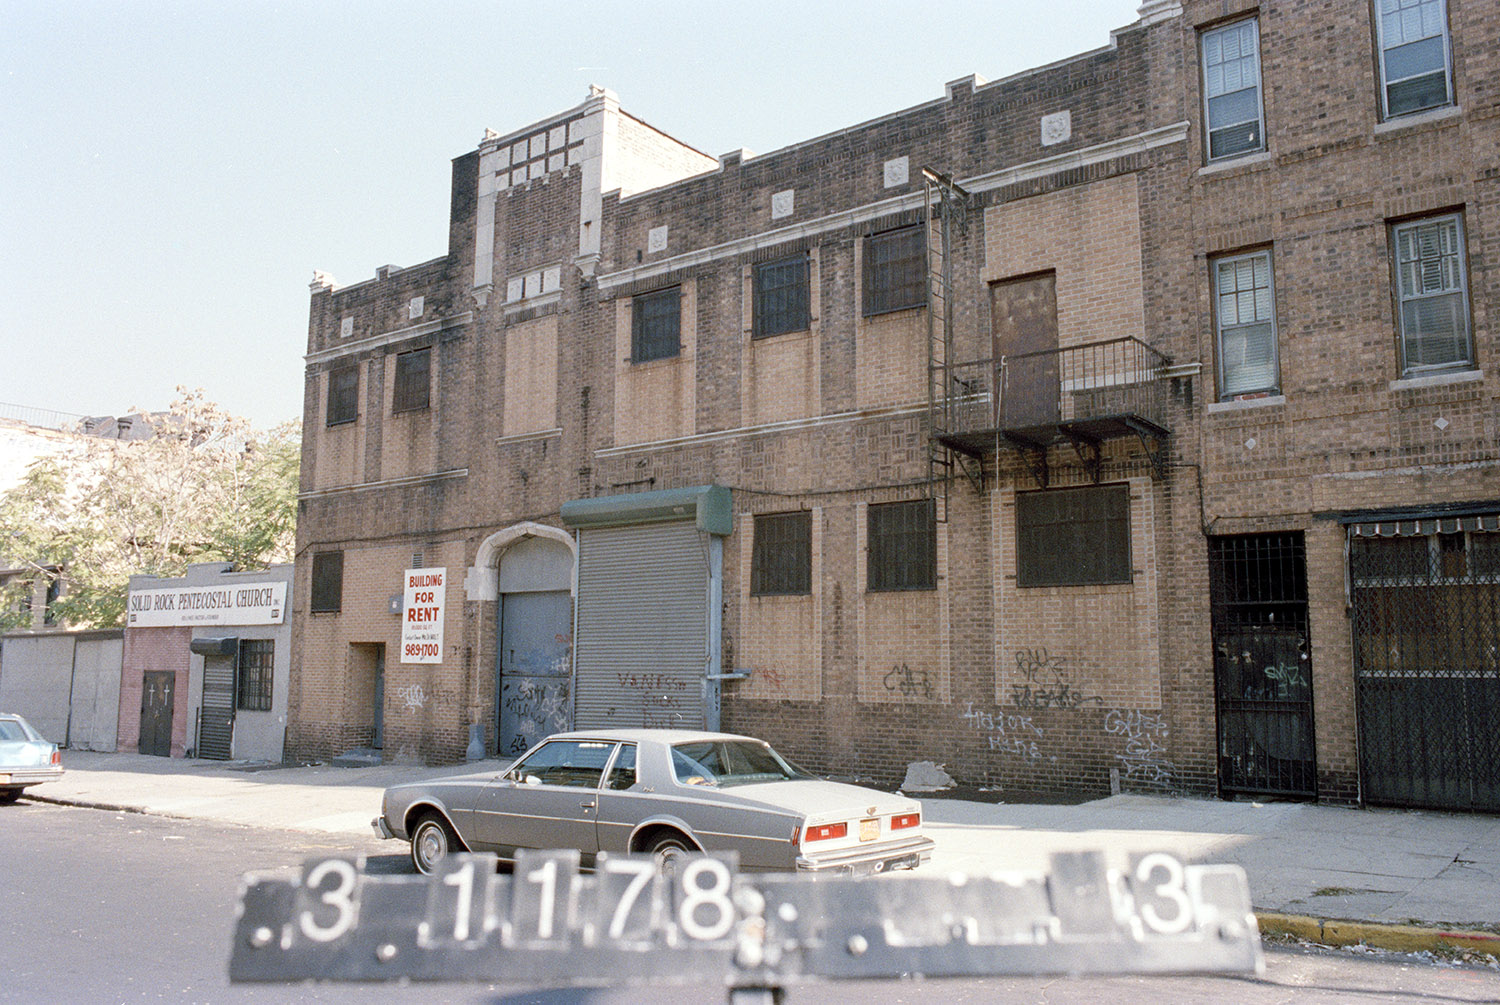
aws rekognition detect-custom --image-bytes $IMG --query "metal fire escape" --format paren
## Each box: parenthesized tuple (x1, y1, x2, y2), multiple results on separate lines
(921, 167, 1174, 499)
(923, 168, 984, 519)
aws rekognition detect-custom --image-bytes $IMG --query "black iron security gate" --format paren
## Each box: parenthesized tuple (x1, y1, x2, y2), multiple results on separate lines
(1209, 533, 1316, 798)
(1349, 518, 1500, 812)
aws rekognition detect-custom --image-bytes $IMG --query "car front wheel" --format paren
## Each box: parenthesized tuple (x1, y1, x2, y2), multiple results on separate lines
(410, 813, 457, 874)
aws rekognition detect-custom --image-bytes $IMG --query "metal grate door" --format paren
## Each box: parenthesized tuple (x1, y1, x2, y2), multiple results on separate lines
(1350, 527, 1500, 811)
(1209, 533, 1317, 797)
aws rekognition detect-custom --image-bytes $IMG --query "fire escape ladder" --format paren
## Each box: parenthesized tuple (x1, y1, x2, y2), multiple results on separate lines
(923, 168, 983, 519)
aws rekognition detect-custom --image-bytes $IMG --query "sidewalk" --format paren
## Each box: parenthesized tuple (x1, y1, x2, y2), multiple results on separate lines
(33, 750, 1500, 960)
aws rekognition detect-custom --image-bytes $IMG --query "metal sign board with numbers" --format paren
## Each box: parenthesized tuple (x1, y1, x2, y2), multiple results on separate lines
(229, 849, 1263, 987)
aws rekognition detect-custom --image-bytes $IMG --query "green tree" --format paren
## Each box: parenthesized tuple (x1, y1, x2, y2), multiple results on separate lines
(0, 390, 300, 630)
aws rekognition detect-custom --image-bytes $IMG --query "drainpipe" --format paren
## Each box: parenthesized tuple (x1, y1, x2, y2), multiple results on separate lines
(64, 634, 79, 749)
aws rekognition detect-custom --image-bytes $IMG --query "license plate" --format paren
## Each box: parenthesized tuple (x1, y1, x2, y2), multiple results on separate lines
(859, 818, 879, 842)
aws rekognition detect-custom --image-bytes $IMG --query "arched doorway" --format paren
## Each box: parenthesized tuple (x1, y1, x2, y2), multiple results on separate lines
(470, 523, 577, 757)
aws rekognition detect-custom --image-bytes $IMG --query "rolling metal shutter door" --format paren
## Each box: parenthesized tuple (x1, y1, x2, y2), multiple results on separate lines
(199, 656, 235, 760)
(574, 521, 708, 730)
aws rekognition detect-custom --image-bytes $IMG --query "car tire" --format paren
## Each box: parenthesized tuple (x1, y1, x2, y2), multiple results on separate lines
(410, 813, 458, 875)
(644, 831, 694, 877)
(0, 788, 20, 805)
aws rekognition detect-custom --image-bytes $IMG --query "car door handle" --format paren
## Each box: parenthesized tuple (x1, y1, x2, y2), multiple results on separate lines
(580, 799, 596, 811)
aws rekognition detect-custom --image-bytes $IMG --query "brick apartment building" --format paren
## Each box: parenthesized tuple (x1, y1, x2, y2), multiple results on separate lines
(288, 0, 1498, 811)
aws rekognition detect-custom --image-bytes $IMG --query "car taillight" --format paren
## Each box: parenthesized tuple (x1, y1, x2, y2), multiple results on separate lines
(891, 812, 920, 830)
(804, 822, 847, 842)
(51, 750, 61, 766)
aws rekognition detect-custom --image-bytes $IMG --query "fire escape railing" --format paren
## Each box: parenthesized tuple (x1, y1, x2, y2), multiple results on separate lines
(935, 337, 1172, 486)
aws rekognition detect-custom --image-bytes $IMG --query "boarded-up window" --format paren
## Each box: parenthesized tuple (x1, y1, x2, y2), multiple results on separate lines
(632, 287, 680, 362)
(326, 365, 359, 426)
(1016, 485, 1131, 587)
(237, 639, 274, 712)
(310, 551, 344, 613)
(752, 511, 811, 595)
(753, 255, 810, 338)
(868, 499, 935, 591)
(392, 347, 431, 413)
(863, 226, 925, 317)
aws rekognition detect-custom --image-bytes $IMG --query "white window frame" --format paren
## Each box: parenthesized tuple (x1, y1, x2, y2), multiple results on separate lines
(1374, 0, 1454, 119)
(1392, 213, 1472, 375)
(1200, 17, 1265, 162)
(1212, 250, 1279, 399)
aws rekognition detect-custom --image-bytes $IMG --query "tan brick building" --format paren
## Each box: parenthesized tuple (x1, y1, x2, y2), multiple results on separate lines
(289, 1, 1498, 811)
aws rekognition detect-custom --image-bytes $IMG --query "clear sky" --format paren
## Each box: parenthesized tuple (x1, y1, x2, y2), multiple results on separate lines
(2, 0, 1141, 430)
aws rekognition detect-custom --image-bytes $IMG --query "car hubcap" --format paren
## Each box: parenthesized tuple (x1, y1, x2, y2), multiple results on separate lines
(417, 826, 446, 868)
(654, 842, 686, 878)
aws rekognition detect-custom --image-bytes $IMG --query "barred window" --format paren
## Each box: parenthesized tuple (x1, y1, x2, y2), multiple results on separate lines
(863, 226, 925, 317)
(237, 639, 274, 712)
(1392, 214, 1472, 373)
(632, 287, 680, 363)
(1213, 250, 1279, 397)
(752, 511, 811, 595)
(326, 365, 358, 426)
(310, 551, 343, 613)
(868, 499, 935, 592)
(1375, 0, 1453, 118)
(392, 347, 431, 413)
(1200, 18, 1264, 160)
(753, 255, 810, 338)
(1016, 485, 1131, 587)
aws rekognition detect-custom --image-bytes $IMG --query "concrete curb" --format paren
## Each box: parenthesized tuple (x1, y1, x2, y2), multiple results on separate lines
(31, 794, 175, 818)
(1256, 911, 1500, 961)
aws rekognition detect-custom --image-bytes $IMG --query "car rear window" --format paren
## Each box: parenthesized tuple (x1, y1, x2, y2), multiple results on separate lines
(0, 720, 31, 742)
(670, 740, 806, 788)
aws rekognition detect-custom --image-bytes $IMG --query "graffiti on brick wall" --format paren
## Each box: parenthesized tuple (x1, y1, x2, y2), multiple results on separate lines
(396, 684, 426, 711)
(884, 663, 936, 700)
(961, 701, 1055, 765)
(1104, 708, 1175, 786)
(394, 684, 461, 715)
(1011, 647, 1102, 711)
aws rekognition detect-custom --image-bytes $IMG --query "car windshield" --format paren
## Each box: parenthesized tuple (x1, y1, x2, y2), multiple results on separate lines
(669, 740, 809, 788)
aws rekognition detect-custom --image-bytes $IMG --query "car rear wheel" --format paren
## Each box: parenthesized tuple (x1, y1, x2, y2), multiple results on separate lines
(410, 813, 457, 875)
(644, 831, 694, 877)
(0, 788, 20, 805)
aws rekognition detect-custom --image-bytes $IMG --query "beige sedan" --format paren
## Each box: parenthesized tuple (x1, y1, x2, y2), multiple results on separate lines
(374, 728, 934, 876)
